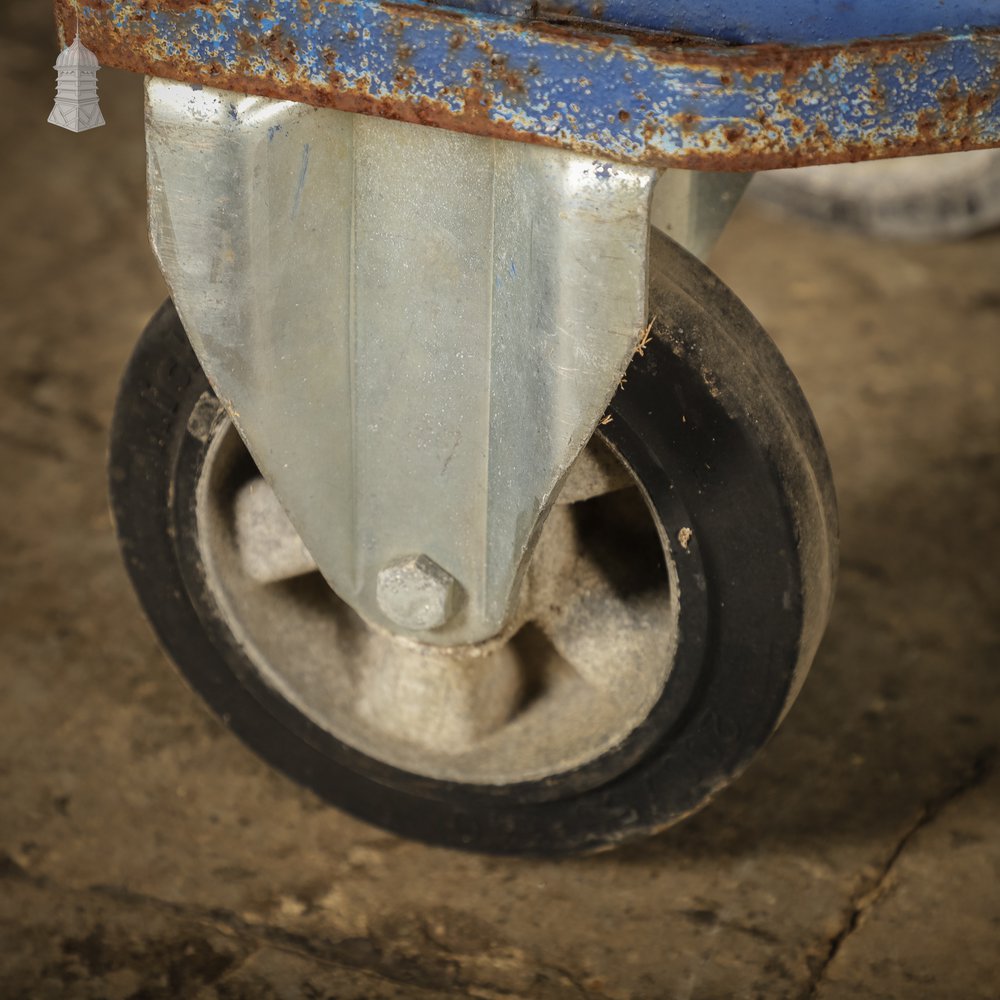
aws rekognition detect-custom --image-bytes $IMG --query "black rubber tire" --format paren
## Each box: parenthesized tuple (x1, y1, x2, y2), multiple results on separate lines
(109, 231, 837, 855)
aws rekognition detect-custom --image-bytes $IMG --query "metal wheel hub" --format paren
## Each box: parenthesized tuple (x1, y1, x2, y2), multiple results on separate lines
(196, 416, 678, 786)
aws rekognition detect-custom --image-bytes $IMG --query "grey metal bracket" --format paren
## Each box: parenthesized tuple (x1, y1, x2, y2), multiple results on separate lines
(145, 78, 743, 646)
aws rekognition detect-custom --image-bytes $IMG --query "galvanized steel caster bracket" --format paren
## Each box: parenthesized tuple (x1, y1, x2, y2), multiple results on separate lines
(145, 78, 751, 648)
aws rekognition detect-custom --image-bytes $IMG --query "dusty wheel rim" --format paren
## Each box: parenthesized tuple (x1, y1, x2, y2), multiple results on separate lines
(192, 414, 682, 788)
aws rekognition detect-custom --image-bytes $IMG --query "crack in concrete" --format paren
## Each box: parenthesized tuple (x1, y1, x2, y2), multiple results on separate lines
(0, 860, 603, 1000)
(800, 746, 997, 1000)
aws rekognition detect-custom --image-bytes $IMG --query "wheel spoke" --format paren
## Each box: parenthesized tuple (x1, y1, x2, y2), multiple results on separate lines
(537, 585, 671, 695)
(233, 477, 319, 584)
(355, 640, 523, 753)
(528, 496, 672, 695)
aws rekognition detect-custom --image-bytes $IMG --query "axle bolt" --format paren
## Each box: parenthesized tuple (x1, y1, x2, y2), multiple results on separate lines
(376, 554, 460, 631)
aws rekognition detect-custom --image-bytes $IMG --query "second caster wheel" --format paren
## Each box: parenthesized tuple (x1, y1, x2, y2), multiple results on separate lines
(109, 230, 837, 855)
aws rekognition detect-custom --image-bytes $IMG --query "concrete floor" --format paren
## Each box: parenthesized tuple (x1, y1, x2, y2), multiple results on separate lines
(2, 4, 999, 998)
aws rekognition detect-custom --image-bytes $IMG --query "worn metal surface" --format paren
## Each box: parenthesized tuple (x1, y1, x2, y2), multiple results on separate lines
(147, 77, 658, 646)
(56, 0, 1000, 170)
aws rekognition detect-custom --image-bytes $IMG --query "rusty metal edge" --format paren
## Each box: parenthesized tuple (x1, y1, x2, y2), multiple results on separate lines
(55, 0, 1000, 170)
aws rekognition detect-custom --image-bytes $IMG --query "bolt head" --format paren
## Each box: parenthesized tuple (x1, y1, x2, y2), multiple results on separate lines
(376, 554, 459, 631)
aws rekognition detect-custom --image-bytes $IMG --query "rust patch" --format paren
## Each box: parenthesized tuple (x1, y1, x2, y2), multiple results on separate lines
(938, 76, 997, 119)
(141, 0, 227, 10)
(675, 111, 699, 135)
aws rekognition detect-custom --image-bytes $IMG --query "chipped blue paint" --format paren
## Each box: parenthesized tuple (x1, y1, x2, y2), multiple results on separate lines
(70, 0, 1000, 169)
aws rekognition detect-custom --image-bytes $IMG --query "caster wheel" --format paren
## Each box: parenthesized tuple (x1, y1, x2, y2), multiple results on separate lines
(110, 231, 837, 855)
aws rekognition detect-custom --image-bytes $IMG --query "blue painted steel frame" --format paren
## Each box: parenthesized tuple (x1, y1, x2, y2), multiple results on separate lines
(529, 0, 1000, 46)
(60, 1, 1000, 170)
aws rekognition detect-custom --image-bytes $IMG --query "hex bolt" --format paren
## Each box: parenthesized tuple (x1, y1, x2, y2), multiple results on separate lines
(376, 554, 461, 631)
